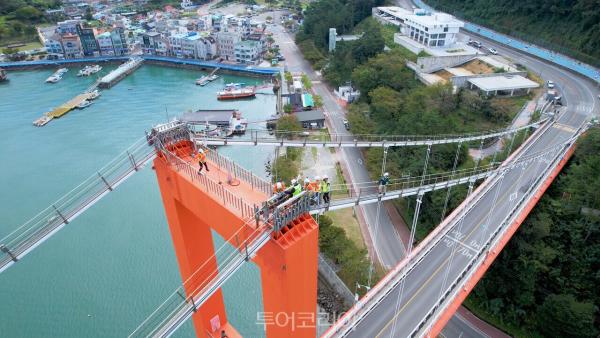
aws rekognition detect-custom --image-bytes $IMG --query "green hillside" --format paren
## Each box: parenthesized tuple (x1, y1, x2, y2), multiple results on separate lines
(426, 0, 600, 66)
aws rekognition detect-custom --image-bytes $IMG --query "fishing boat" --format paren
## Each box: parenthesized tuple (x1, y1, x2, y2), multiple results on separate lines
(217, 83, 256, 100)
(196, 76, 209, 86)
(46, 68, 68, 83)
(208, 74, 219, 81)
(77, 100, 93, 109)
(33, 114, 52, 127)
(78, 65, 102, 77)
(87, 89, 101, 100)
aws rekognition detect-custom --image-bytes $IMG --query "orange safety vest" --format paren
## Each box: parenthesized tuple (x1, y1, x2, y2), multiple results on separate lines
(196, 151, 207, 163)
(307, 182, 319, 192)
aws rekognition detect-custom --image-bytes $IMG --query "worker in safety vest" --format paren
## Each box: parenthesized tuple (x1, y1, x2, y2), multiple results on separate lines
(303, 177, 311, 191)
(196, 148, 210, 174)
(378, 172, 390, 195)
(312, 176, 321, 204)
(292, 179, 302, 196)
(320, 175, 331, 204)
(273, 181, 286, 193)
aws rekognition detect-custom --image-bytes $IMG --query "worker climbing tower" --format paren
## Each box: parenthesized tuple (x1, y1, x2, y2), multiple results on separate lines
(150, 121, 319, 338)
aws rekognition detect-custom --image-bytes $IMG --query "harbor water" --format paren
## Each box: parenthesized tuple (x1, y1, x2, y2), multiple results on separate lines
(0, 65, 276, 337)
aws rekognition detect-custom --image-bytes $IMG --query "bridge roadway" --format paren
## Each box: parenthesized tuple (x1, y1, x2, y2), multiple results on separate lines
(328, 113, 589, 338)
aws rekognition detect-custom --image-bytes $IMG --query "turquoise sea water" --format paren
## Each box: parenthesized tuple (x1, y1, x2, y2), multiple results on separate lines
(0, 65, 274, 337)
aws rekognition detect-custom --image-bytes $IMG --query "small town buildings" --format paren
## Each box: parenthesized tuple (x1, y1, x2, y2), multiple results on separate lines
(142, 31, 162, 54)
(44, 34, 65, 59)
(110, 27, 129, 55)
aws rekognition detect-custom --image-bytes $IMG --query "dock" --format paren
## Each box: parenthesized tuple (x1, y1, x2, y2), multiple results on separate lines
(98, 57, 143, 89)
(33, 92, 96, 127)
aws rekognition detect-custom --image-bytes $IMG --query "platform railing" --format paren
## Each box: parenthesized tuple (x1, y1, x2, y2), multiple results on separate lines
(158, 146, 258, 219)
(0, 136, 156, 273)
(204, 148, 272, 196)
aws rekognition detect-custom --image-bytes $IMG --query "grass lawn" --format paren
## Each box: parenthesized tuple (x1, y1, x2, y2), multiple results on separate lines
(16, 41, 43, 52)
(326, 208, 365, 250)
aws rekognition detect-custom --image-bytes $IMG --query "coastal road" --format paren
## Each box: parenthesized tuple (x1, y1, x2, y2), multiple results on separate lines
(266, 12, 407, 269)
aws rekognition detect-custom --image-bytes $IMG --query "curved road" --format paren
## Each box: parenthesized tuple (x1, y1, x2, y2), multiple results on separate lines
(333, 3, 599, 337)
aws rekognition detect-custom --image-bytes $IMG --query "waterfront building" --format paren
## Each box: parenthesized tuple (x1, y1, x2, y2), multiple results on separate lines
(234, 40, 260, 64)
(77, 24, 100, 56)
(215, 29, 241, 61)
(44, 34, 65, 59)
(61, 34, 83, 58)
(142, 31, 162, 54)
(196, 37, 217, 60)
(182, 33, 201, 58)
(168, 32, 186, 57)
(96, 32, 116, 56)
(110, 27, 129, 56)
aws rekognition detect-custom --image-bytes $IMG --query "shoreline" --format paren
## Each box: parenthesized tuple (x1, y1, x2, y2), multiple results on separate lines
(0, 55, 280, 78)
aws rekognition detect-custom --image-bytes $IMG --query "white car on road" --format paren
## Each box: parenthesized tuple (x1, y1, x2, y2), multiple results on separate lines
(488, 48, 498, 55)
(547, 80, 555, 88)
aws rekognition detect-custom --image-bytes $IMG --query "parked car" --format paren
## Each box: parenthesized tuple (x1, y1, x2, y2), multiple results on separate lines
(547, 80, 555, 88)
(343, 119, 350, 130)
(488, 48, 498, 55)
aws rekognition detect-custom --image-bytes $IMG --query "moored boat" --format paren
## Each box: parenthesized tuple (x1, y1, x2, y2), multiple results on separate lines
(0, 68, 7, 82)
(196, 76, 209, 86)
(46, 68, 68, 83)
(33, 114, 52, 127)
(217, 83, 256, 100)
(77, 100, 93, 109)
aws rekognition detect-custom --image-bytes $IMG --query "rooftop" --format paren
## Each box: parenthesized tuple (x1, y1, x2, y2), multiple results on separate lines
(468, 75, 539, 92)
(295, 109, 325, 122)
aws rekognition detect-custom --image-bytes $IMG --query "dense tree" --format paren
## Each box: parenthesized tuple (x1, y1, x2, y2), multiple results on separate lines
(537, 294, 597, 338)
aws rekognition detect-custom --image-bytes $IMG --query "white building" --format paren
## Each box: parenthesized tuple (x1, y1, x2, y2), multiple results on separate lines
(234, 40, 260, 64)
(373, 7, 463, 48)
(215, 30, 241, 61)
(96, 32, 115, 56)
(56, 19, 81, 35)
(44, 34, 64, 59)
(196, 37, 217, 60)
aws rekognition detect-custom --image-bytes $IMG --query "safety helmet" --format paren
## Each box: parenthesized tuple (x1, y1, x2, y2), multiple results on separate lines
(198, 149, 204, 154)
(304, 178, 310, 184)
(291, 179, 297, 184)
(323, 175, 329, 180)
(276, 182, 283, 189)
(384, 172, 389, 177)
(315, 176, 321, 181)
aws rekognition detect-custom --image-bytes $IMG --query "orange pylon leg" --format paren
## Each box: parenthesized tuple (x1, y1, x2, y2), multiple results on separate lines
(156, 161, 234, 337)
(254, 214, 319, 338)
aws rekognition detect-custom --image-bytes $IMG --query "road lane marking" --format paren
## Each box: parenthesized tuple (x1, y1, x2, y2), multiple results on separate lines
(374, 167, 532, 337)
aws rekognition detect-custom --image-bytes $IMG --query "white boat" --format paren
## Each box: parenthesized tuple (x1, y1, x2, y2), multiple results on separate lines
(77, 100, 93, 109)
(78, 65, 102, 77)
(208, 74, 219, 81)
(33, 114, 52, 127)
(89, 65, 102, 74)
(196, 76, 209, 86)
(46, 68, 68, 83)
(87, 89, 101, 100)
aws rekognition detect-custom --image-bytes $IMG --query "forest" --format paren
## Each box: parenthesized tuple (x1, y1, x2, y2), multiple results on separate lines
(468, 130, 600, 337)
(426, 0, 600, 66)
(0, 0, 61, 44)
